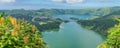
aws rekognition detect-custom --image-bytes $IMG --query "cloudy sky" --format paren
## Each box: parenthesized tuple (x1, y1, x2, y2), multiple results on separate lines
(0, 0, 120, 10)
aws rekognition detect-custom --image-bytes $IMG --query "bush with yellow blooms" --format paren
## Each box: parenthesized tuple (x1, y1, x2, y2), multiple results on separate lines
(0, 12, 46, 48)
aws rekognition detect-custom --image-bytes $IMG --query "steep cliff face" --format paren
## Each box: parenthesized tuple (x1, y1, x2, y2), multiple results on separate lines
(0, 12, 46, 48)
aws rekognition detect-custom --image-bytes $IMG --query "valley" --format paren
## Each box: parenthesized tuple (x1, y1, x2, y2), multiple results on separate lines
(0, 6, 120, 48)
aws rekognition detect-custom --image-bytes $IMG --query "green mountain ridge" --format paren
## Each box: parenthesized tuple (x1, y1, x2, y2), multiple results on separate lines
(77, 7, 120, 36)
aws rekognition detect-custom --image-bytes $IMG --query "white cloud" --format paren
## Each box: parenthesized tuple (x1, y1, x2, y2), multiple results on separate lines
(52, 0, 64, 2)
(0, 0, 15, 3)
(99, 0, 112, 2)
(52, 0, 84, 4)
(66, 0, 84, 4)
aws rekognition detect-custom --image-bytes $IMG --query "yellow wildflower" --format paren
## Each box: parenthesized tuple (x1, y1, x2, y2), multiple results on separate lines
(0, 17, 4, 27)
(38, 40, 43, 45)
(23, 36, 29, 44)
(15, 24, 20, 32)
(9, 17, 17, 26)
(11, 30, 19, 36)
(32, 26, 36, 32)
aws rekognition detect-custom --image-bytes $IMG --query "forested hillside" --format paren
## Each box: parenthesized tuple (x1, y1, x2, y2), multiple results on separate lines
(78, 19, 118, 36)
(97, 18, 120, 48)
(77, 7, 120, 36)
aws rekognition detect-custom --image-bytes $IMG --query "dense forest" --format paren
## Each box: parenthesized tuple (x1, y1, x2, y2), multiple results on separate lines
(77, 17, 119, 36)
(97, 18, 120, 48)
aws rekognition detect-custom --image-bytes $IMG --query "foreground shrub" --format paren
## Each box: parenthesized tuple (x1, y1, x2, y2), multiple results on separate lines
(0, 12, 46, 48)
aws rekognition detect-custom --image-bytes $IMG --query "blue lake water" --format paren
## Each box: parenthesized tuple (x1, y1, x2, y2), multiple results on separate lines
(42, 15, 104, 48)
(53, 14, 92, 20)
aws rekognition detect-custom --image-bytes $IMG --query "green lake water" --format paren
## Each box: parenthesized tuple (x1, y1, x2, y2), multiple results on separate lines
(42, 15, 104, 48)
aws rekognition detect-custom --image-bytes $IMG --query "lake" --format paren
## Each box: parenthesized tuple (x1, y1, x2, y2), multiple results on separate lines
(42, 14, 104, 48)
(53, 14, 98, 20)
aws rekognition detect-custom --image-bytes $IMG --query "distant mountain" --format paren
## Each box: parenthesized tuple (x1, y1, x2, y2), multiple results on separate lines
(1, 6, 120, 34)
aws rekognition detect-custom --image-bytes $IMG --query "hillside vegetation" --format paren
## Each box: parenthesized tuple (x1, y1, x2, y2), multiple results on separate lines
(77, 7, 120, 36)
(1, 7, 119, 21)
(97, 18, 120, 48)
(78, 18, 119, 36)
(0, 12, 46, 48)
(1, 7, 120, 33)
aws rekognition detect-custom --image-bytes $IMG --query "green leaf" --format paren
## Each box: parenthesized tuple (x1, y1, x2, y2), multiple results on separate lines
(0, 12, 5, 18)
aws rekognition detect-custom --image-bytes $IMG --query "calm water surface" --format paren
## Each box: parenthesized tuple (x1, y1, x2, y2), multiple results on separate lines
(42, 15, 104, 48)
(53, 14, 92, 20)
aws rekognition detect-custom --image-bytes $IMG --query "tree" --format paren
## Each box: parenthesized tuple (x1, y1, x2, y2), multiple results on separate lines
(0, 12, 5, 18)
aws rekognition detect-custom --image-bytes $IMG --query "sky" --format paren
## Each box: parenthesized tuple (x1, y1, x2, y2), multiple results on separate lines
(0, 0, 120, 10)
